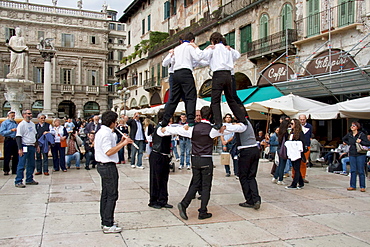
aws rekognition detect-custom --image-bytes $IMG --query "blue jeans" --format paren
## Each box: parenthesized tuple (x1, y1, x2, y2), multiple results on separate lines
(274, 157, 287, 181)
(179, 138, 191, 167)
(15, 145, 36, 184)
(284, 159, 292, 174)
(171, 140, 180, 159)
(36, 152, 49, 173)
(224, 142, 238, 175)
(341, 156, 350, 172)
(131, 140, 145, 167)
(349, 155, 366, 189)
(118, 147, 125, 163)
(85, 151, 95, 168)
(66, 152, 81, 168)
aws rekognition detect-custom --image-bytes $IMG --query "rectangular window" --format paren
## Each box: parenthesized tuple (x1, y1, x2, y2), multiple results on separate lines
(38, 31, 45, 40)
(61, 33, 74, 48)
(117, 24, 122, 31)
(142, 19, 145, 35)
(5, 28, 15, 42)
(162, 66, 168, 78)
(128, 31, 131, 45)
(108, 51, 114, 60)
(62, 69, 72, 84)
(90, 36, 97, 44)
(109, 23, 116, 30)
(34, 67, 44, 83)
(184, 0, 193, 7)
(171, 0, 177, 15)
(139, 72, 142, 86)
(148, 15, 151, 31)
(225, 31, 235, 49)
(91, 70, 97, 86)
(164, 1, 170, 20)
(108, 67, 114, 77)
(240, 25, 252, 53)
(307, 0, 320, 37)
(118, 51, 123, 61)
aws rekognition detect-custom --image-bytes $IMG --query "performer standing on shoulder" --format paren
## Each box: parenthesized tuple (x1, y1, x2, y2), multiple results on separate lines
(95, 111, 133, 234)
(161, 32, 205, 127)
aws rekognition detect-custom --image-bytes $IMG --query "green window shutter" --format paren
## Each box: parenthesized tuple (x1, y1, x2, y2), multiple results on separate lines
(259, 14, 269, 39)
(199, 41, 211, 50)
(225, 32, 235, 49)
(88, 70, 92, 85)
(164, 1, 170, 20)
(307, 0, 320, 36)
(5, 27, 10, 41)
(157, 63, 160, 85)
(148, 15, 151, 31)
(281, 4, 293, 30)
(173, 0, 177, 15)
(71, 34, 75, 48)
(33, 67, 38, 83)
(338, 0, 354, 27)
(60, 68, 64, 84)
(142, 19, 145, 35)
(96, 70, 99, 86)
(61, 34, 65, 47)
(71, 68, 75, 85)
(240, 25, 252, 53)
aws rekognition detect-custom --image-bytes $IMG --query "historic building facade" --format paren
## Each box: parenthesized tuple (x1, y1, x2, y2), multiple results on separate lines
(0, 1, 126, 118)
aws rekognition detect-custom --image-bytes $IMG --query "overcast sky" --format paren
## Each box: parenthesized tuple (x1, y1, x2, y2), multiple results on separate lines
(26, 0, 132, 14)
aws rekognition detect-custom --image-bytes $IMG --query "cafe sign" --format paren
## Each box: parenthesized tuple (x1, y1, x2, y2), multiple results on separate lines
(199, 79, 212, 97)
(258, 63, 294, 86)
(305, 49, 357, 76)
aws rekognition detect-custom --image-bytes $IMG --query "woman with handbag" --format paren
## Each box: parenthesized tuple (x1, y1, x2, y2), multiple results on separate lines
(50, 118, 68, 172)
(285, 119, 306, 189)
(342, 122, 370, 192)
(272, 121, 289, 185)
(269, 127, 279, 176)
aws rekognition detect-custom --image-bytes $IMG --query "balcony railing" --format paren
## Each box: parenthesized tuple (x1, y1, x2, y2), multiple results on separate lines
(143, 78, 160, 92)
(61, 84, 74, 94)
(0, 0, 107, 19)
(33, 83, 44, 92)
(247, 29, 297, 59)
(86, 86, 99, 95)
(296, 0, 363, 39)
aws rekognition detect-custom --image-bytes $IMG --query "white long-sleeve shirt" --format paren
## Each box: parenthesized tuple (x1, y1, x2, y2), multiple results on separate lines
(285, 140, 303, 161)
(162, 52, 174, 74)
(202, 43, 240, 72)
(172, 42, 205, 72)
(157, 121, 246, 139)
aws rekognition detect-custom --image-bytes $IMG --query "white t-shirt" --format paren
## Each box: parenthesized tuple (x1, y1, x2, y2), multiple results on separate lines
(95, 125, 118, 163)
(16, 120, 37, 145)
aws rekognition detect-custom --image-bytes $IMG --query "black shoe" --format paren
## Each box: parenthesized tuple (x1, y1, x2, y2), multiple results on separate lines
(85, 167, 90, 170)
(239, 202, 254, 208)
(177, 203, 188, 220)
(254, 201, 261, 210)
(198, 212, 212, 220)
(148, 204, 162, 209)
(197, 196, 202, 200)
(163, 204, 173, 208)
(92, 165, 96, 168)
(25, 180, 39, 185)
(226, 173, 231, 177)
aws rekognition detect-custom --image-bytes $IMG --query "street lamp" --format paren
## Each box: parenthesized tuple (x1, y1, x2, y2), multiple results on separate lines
(117, 87, 130, 116)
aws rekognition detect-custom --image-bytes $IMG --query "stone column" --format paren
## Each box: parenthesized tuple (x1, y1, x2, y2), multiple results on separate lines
(41, 51, 56, 117)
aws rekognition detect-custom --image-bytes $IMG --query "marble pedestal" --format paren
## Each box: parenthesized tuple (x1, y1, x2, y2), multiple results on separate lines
(0, 78, 34, 118)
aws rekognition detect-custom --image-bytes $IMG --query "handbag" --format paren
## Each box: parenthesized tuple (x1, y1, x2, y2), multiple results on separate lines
(355, 142, 367, 154)
(278, 136, 288, 160)
(60, 138, 67, 148)
(274, 151, 279, 165)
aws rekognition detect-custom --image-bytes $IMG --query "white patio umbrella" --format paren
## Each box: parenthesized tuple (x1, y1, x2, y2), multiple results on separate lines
(301, 104, 340, 120)
(338, 96, 370, 119)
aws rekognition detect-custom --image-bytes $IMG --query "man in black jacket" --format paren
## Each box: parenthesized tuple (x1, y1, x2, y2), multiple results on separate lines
(35, 113, 50, 175)
(127, 112, 146, 169)
(84, 115, 101, 135)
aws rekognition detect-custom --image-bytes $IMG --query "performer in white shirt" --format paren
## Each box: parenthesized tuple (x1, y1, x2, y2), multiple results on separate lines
(161, 32, 205, 128)
(203, 32, 247, 129)
(95, 111, 133, 234)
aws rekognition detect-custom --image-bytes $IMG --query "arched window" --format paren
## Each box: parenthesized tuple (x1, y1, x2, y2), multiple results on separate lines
(83, 101, 100, 118)
(259, 14, 269, 39)
(281, 3, 293, 31)
(2, 101, 23, 117)
(32, 100, 44, 118)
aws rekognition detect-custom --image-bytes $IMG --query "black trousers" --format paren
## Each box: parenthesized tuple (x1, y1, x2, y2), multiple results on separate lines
(162, 69, 196, 126)
(3, 138, 18, 174)
(291, 159, 304, 187)
(181, 156, 213, 214)
(211, 71, 247, 125)
(238, 147, 261, 204)
(149, 152, 170, 206)
(97, 162, 119, 227)
(127, 144, 132, 159)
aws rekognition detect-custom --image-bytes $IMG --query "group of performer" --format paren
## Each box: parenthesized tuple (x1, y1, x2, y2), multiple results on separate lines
(96, 32, 261, 234)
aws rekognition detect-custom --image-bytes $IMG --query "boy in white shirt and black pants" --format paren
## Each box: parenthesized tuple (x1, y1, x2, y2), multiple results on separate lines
(161, 32, 205, 128)
(95, 111, 132, 234)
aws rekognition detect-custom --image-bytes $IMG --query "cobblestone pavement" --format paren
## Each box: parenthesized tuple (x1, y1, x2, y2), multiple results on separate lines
(0, 156, 369, 247)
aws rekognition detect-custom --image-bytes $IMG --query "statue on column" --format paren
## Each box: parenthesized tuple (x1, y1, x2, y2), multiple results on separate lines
(52, 0, 57, 6)
(6, 27, 28, 79)
(77, 0, 82, 9)
(102, 1, 108, 13)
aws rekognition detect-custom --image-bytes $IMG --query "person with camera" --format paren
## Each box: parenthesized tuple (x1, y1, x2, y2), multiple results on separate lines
(65, 130, 83, 169)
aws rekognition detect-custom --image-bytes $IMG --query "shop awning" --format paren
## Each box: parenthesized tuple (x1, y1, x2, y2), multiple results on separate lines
(243, 86, 284, 104)
(273, 66, 370, 98)
(202, 87, 258, 102)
